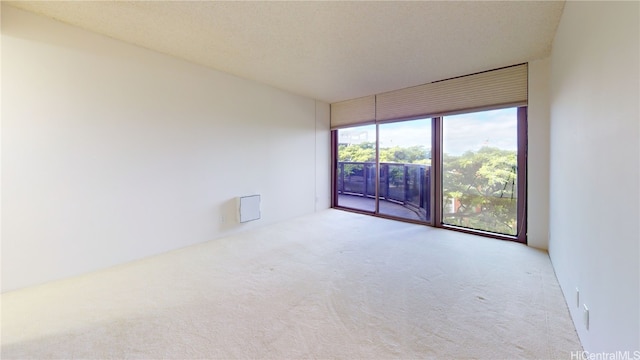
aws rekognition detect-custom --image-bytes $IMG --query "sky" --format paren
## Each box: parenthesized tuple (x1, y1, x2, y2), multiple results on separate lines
(338, 108, 518, 156)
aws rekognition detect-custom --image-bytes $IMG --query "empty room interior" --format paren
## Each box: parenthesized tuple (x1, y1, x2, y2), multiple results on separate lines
(1, 1, 638, 359)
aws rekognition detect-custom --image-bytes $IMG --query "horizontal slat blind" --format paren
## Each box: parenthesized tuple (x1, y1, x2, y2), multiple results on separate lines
(375, 64, 528, 121)
(330, 95, 375, 129)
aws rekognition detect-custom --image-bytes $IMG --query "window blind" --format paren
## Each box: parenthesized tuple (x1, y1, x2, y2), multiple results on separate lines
(376, 64, 527, 121)
(329, 95, 375, 129)
(330, 64, 528, 127)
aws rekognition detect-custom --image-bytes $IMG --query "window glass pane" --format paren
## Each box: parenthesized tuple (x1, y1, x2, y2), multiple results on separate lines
(442, 108, 518, 235)
(378, 119, 431, 222)
(336, 124, 377, 212)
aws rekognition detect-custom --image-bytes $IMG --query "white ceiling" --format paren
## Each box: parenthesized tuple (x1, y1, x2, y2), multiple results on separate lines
(7, 1, 564, 103)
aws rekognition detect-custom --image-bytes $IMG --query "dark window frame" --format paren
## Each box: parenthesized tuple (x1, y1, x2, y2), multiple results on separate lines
(332, 106, 528, 244)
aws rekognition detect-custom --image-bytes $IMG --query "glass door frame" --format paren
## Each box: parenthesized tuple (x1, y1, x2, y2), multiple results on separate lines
(331, 121, 433, 226)
(332, 106, 527, 244)
(375, 118, 433, 224)
(433, 107, 527, 243)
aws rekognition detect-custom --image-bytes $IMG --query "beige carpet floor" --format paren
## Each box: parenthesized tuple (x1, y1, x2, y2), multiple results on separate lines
(1, 209, 581, 359)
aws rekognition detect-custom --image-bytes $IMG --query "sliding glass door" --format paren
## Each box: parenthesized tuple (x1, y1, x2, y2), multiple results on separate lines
(333, 106, 526, 242)
(441, 108, 520, 236)
(378, 119, 431, 222)
(335, 124, 377, 212)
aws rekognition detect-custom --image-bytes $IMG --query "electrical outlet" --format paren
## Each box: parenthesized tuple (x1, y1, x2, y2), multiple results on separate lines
(583, 304, 589, 330)
(576, 288, 580, 308)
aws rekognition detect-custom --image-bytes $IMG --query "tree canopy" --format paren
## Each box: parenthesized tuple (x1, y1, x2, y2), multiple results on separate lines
(337, 142, 517, 235)
(338, 142, 430, 164)
(442, 146, 517, 235)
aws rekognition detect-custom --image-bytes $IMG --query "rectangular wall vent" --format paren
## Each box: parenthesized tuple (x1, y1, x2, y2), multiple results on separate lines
(239, 195, 261, 223)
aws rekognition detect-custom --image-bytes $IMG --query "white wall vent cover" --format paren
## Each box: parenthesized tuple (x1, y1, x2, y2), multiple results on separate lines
(238, 195, 261, 223)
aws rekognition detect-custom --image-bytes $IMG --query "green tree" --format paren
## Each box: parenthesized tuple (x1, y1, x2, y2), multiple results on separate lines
(338, 142, 376, 177)
(442, 146, 517, 235)
(339, 142, 430, 179)
(379, 145, 431, 164)
(337, 143, 516, 235)
(338, 142, 376, 162)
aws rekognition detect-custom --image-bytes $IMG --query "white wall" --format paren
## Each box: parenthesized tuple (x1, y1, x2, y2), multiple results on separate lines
(549, 1, 639, 353)
(527, 58, 551, 250)
(315, 102, 331, 211)
(1, 5, 330, 292)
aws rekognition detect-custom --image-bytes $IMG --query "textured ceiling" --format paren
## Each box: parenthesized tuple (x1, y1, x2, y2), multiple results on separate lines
(6, 1, 564, 103)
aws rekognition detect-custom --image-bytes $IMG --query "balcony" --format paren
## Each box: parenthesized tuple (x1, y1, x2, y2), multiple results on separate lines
(336, 162, 430, 222)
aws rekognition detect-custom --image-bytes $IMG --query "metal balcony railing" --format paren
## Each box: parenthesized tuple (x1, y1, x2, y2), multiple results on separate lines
(337, 162, 430, 219)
